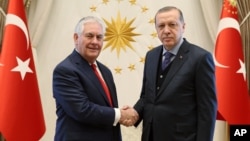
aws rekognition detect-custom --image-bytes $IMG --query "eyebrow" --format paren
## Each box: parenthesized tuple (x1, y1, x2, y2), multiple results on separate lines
(84, 33, 104, 38)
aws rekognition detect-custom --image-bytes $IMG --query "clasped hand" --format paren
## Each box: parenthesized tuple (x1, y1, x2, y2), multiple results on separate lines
(119, 105, 139, 127)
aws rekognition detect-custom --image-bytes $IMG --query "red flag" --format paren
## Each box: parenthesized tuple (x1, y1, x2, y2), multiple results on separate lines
(0, 0, 45, 140)
(214, 0, 250, 125)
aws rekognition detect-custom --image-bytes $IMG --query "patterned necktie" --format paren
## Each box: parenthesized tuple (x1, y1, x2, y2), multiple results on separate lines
(91, 64, 113, 107)
(162, 52, 173, 70)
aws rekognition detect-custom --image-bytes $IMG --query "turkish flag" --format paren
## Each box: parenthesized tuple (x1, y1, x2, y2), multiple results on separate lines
(0, 0, 45, 140)
(214, 0, 250, 125)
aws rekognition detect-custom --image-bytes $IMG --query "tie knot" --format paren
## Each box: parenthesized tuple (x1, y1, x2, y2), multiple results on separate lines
(163, 51, 173, 59)
(91, 64, 97, 70)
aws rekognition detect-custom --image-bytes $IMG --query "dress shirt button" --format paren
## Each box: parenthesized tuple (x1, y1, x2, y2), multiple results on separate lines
(157, 86, 160, 90)
(160, 75, 163, 78)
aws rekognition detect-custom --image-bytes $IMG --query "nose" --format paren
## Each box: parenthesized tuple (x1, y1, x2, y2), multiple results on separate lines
(163, 27, 171, 34)
(91, 36, 99, 43)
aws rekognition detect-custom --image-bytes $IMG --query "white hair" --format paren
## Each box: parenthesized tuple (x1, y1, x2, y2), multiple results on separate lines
(74, 16, 105, 35)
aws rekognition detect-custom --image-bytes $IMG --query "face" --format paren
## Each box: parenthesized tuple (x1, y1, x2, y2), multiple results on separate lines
(155, 9, 185, 50)
(74, 22, 104, 63)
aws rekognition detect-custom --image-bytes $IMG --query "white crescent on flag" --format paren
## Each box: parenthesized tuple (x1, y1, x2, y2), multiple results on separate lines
(5, 14, 30, 50)
(0, 14, 30, 67)
(213, 17, 240, 68)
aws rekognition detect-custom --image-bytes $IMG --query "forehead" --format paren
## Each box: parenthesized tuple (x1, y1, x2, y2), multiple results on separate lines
(83, 22, 103, 34)
(156, 9, 180, 23)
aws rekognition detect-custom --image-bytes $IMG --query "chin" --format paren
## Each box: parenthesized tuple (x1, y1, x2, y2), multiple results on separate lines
(163, 42, 173, 46)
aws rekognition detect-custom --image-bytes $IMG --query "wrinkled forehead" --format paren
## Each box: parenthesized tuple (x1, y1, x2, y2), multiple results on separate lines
(82, 22, 104, 34)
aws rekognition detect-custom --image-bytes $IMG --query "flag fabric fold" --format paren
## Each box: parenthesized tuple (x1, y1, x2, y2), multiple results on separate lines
(0, 0, 45, 140)
(214, 0, 250, 125)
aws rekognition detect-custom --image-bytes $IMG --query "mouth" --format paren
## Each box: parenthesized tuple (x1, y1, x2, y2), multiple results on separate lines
(162, 37, 172, 42)
(88, 46, 99, 51)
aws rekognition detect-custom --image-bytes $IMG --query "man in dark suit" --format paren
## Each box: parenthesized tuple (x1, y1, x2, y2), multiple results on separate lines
(53, 16, 138, 141)
(132, 6, 217, 141)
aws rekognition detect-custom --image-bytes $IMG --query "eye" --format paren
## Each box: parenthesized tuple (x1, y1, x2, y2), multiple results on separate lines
(85, 33, 94, 38)
(97, 35, 104, 40)
(85, 33, 103, 40)
(157, 24, 165, 29)
(168, 22, 178, 28)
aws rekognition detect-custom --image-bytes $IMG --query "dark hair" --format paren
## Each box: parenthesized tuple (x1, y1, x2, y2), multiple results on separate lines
(155, 6, 184, 23)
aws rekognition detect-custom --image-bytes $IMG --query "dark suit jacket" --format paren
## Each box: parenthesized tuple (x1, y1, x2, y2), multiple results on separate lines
(53, 50, 121, 141)
(134, 39, 217, 141)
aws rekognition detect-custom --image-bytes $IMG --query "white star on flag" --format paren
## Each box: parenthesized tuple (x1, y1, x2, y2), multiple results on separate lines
(11, 57, 33, 80)
(236, 59, 246, 81)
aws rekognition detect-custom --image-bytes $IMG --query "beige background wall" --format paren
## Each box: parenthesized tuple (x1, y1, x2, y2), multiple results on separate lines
(4, 0, 250, 141)
(27, 0, 221, 140)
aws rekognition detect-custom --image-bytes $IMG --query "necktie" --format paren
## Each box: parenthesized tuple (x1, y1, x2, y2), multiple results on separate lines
(91, 64, 113, 107)
(162, 52, 173, 70)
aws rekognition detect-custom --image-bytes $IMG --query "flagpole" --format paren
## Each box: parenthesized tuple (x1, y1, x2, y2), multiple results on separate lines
(0, 133, 4, 141)
(226, 123, 229, 141)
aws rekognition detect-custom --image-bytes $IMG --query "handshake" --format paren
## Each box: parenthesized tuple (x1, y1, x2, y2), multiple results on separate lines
(119, 105, 139, 127)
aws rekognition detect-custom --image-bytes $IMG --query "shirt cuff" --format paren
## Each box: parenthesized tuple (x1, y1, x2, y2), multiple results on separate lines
(113, 108, 121, 126)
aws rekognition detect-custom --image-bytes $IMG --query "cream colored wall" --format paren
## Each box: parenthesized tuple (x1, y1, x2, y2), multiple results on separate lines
(27, 0, 222, 140)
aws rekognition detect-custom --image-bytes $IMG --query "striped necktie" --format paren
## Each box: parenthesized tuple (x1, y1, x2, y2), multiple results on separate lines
(162, 52, 173, 70)
(91, 64, 113, 107)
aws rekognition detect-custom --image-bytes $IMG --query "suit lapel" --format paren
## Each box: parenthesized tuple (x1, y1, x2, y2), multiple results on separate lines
(70, 50, 113, 106)
(157, 41, 189, 96)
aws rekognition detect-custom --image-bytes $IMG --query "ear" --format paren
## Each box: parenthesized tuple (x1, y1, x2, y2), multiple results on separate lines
(74, 33, 78, 41)
(73, 33, 79, 46)
(182, 23, 186, 33)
